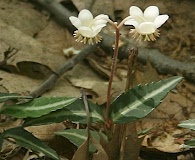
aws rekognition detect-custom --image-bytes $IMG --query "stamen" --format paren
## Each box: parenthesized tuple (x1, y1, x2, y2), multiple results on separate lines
(88, 38, 93, 45)
(130, 29, 160, 41)
(73, 30, 103, 45)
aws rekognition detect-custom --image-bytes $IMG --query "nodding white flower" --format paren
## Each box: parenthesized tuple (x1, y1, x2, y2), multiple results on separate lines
(69, 9, 109, 44)
(124, 6, 169, 41)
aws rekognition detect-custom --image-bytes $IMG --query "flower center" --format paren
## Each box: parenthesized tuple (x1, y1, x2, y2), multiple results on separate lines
(130, 29, 160, 41)
(73, 30, 102, 44)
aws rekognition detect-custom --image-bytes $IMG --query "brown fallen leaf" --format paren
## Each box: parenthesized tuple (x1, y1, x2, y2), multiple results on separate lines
(113, 0, 131, 19)
(0, 1, 48, 36)
(35, 20, 83, 55)
(65, 63, 126, 102)
(0, 139, 20, 159)
(91, 135, 108, 160)
(71, 139, 89, 160)
(91, 0, 114, 19)
(0, 19, 67, 77)
(0, 70, 80, 97)
(25, 123, 66, 141)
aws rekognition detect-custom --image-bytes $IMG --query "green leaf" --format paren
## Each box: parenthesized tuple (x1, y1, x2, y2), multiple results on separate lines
(0, 92, 32, 103)
(23, 99, 104, 126)
(0, 127, 59, 160)
(178, 119, 195, 130)
(111, 76, 183, 123)
(181, 139, 195, 149)
(0, 97, 77, 118)
(54, 129, 107, 153)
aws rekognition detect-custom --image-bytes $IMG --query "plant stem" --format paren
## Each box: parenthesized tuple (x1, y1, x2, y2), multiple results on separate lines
(105, 27, 120, 127)
(120, 48, 141, 160)
(125, 47, 138, 90)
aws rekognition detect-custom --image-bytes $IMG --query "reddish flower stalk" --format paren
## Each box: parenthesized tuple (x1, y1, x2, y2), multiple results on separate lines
(105, 27, 120, 128)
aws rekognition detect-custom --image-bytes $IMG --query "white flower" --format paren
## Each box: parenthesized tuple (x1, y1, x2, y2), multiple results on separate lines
(69, 9, 109, 44)
(124, 6, 169, 41)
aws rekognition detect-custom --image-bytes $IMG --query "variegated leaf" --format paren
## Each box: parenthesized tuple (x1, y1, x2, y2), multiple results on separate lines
(0, 97, 77, 118)
(110, 76, 183, 123)
(178, 119, 195, 130)
(0, 127, 59, 160)
(0, 92, 32, 103)
(23, 99, 104, 126)
(181, 139, 195, 149)
(54, 129, 107, 153)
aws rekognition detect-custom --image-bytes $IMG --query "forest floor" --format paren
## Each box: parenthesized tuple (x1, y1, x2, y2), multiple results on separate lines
(0, 0, 195, 160)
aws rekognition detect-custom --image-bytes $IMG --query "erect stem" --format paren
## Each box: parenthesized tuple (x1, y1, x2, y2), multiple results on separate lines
(105, 27, 120, 127)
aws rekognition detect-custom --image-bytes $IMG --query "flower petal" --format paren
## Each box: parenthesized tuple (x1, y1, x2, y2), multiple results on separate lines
(92, 23, 107, 37)
(78, 9, 93, 26)
(124, 19, 139, 27)
(78, 26, 94, 37)
(69, 16, 82, 29)
(92, 23, 106, 31)
(154, 15, 169, 28)
(95, 14, 109, 21)
(93, 19, 107, 26)
(144, 6, 159, 22)
(92, 28, 102, 37)
(130, 6, 143, 17)
(137, 22, 156, 34)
